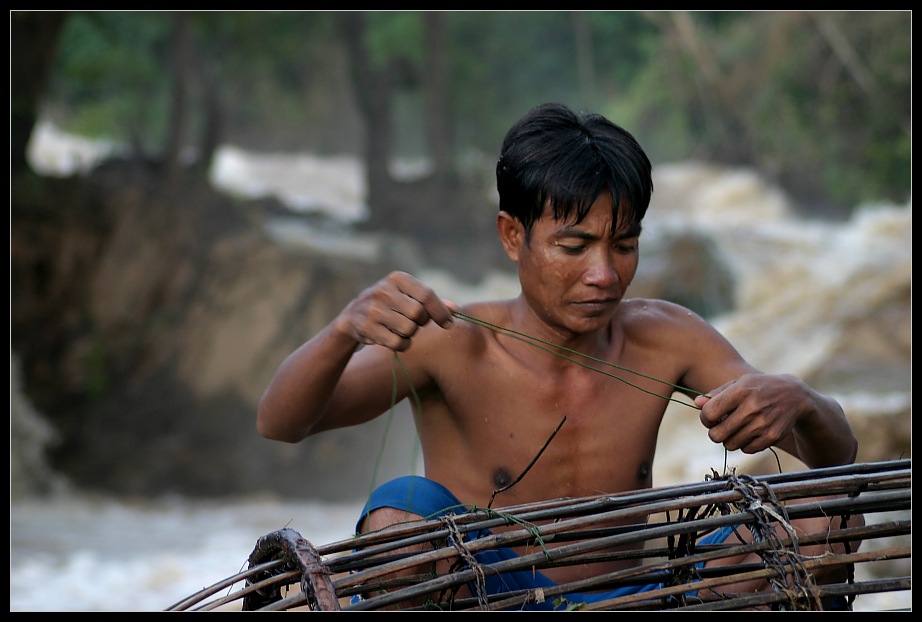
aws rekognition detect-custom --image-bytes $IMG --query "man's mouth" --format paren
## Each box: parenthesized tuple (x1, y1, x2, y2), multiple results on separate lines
(573, 298, 616, 311)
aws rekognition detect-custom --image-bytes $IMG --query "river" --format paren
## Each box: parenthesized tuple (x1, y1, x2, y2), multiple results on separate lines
(11, 124, 911, 612)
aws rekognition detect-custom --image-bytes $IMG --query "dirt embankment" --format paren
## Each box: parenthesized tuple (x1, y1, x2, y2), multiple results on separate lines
(11, 162, 417, 500)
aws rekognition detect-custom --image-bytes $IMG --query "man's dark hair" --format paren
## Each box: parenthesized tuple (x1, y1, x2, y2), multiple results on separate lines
(496, 103, 653, 238)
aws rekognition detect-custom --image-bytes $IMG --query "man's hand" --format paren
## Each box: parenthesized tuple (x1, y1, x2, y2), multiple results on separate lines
(693, 373, 812, 455)
(337, 271, 456, 352)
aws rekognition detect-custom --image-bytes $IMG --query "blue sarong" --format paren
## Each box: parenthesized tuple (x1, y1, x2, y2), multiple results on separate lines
(355, 475, 734, 611)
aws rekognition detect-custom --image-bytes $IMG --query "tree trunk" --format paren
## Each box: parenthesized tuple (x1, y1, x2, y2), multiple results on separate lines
(339, 12, 398, 229)
(196, 52, 224, 173)
(571, 11, 597, 110)
(10, 11, 67, 177)
(164, 12, 193, 181)
(423, 12, 451, 179)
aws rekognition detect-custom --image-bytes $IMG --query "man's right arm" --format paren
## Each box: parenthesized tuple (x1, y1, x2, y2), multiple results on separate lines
(256, 271, 455, 443)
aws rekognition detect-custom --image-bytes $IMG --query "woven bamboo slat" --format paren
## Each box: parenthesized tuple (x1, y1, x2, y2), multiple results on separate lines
(165, 459, 911, 612)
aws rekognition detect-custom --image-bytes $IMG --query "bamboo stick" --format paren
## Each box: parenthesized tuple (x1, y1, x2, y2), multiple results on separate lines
(165, 460, 911, 611)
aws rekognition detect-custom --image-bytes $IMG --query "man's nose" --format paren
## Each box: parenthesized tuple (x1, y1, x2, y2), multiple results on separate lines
(583, 250, 618, 287)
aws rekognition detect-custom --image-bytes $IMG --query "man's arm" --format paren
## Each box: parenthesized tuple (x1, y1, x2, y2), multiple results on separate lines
(660, 301, 858, 469)
(256, 271, 455, 443)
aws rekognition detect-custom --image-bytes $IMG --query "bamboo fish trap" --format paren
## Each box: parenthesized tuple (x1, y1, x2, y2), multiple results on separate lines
(166, 459, 911, 611)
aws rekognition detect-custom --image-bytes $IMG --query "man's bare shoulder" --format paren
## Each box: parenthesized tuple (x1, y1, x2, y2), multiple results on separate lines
(618, 298, 744, 376)
(444, 300, 512, 340)
(619, 298, 712, 342)
(620, 297, 706, 324)
(415, 299, 512, 351)
(458, 299, 513, 322)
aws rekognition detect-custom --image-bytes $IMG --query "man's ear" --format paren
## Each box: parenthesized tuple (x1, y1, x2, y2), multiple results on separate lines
(497, 211, 523, 262)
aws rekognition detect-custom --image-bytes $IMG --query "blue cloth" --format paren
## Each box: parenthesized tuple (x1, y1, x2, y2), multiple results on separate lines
(356, 475, 734, 611)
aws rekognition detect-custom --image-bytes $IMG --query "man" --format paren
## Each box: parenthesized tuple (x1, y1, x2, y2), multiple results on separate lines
(257, 103, 860, 610)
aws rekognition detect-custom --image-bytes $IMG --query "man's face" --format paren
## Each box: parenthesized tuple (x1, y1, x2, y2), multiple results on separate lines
(511, 193, 640, 337)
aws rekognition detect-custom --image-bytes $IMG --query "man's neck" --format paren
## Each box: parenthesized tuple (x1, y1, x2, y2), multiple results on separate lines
(505, 297, 621, 367)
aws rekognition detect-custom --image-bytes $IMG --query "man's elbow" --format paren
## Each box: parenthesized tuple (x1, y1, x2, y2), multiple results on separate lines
(256, 404, 304, 444)
(819, 433, 859, 468)
(843, 433, 860, 465)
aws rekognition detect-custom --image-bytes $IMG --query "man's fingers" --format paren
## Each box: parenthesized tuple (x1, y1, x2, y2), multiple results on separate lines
(431, 299, 457, 328)
(392, 276, 455, 329)
(348, 273, 455, 351)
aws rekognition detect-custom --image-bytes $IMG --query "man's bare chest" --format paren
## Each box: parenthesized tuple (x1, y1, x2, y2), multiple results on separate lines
(428, 356, 674, 456)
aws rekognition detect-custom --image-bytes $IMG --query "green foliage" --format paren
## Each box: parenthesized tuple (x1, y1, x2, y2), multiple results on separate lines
(446, 12, 588, 150)
(46, 11, 172, 144)
(37, 10, 911, 212)
(582, 11, 660, 91)
(603, 11, 910, 213)
(364, 11, 425, 69)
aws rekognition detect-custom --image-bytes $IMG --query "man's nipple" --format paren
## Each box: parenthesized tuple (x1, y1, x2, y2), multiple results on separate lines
(637, 461, 651, 484)
(492, 467, 513, 489)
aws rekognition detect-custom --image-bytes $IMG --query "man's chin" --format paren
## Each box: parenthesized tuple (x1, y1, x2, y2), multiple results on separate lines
(564, 312, 613, 336)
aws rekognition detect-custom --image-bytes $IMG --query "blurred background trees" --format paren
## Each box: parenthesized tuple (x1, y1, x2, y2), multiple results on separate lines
(20, 10, 912, 219)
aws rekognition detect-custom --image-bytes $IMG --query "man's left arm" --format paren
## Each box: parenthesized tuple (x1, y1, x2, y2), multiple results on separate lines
(658, 300, 858, 469)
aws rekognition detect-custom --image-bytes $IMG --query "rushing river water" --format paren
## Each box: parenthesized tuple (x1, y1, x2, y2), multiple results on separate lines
(12, 125, 911, 612)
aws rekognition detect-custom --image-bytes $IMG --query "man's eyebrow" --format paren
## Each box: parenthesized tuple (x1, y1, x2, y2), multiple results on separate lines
(556, 223, 643, 240)
(616, 223, 643, 239)
(555, 228, 598, 241)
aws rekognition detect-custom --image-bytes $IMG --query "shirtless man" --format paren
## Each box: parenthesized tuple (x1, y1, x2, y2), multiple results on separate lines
(257, 103, 860, 610)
